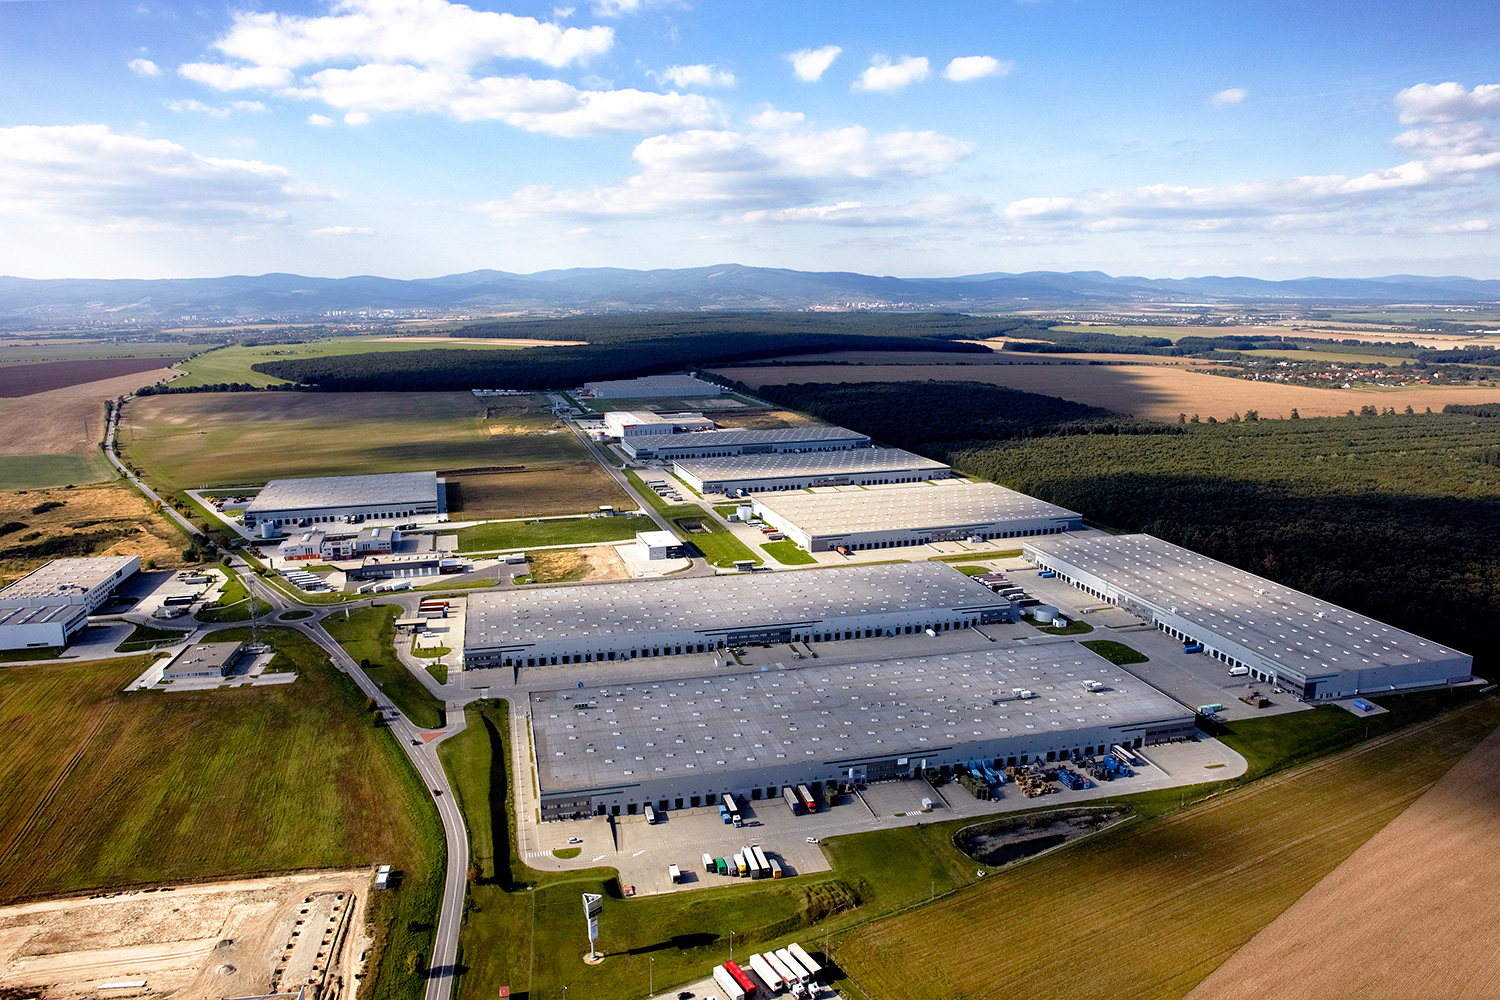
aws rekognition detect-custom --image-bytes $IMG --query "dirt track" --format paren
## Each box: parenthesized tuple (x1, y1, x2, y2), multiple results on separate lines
(1184, 723, 1500, 1000)
(0, 871, 372, 1000)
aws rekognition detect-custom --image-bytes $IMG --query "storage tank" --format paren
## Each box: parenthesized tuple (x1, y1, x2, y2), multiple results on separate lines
(258, 522, 279, 539)
(1032, 604, 1058, 624)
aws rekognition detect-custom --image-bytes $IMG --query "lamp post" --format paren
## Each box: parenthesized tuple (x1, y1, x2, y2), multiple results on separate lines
(729, 930, 735, 964)
(649, 956, 655, 998)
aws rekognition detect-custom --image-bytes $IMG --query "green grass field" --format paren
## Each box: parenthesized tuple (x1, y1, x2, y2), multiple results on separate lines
(455, 513, 652, 553)
(1078, 639, 1147, 664)
(0, 341, 201, 366)
(115, 623, 192, 652)
(194, 568, 272, 623)
(624, 470, 679, 513)
(833, 696, 1500, 1000)
(1024, 616, 1093, 635)
(762, 539, 817, 565)
(0, 453, 115, 489)
(1236, 348, 1418, 364)
(324, 605, 445, 730)
(666, 510, 761, 567)
(0, 628, 441, 918)
(172, 337, 525, 389)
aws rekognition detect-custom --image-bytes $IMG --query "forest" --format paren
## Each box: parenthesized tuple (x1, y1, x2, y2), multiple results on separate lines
(249, 312, 1023, 390)
(745, 379, 1500, 666)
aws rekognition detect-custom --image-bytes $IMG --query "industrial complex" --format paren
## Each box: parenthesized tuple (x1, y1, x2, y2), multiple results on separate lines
(244, 471, 442, 532)
(672, 448, 951, 495)
(752, 482, 1083, 551)
(0, 555, 140, 650)
(584, 374, 724, 399)
(463, 562, 1017, 670)
(621, 426, 869, 461)
(603, 411, 716, 438)
(529, 644, 1197, 820)
(1024, 533, 1474, 701)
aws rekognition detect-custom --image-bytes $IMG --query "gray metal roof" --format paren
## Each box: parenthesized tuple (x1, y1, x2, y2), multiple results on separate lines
(1024, 533, 1469, 675)
(531, 644, 1187, 792)
(246, 471, 438, 514)
(586, 374, 722, 394)
(674, 448, 947, 482)
(628, 426, 869, 451)
(0, 556, 138, 602)
(466, 562, 1003, 650)
(754, 481, 1079, 536)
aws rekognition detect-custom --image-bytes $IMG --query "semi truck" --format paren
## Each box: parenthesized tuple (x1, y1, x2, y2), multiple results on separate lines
(748, 954, 786, 993)
(733, 852, 747, 877)
(702, 852, 715, 872)
(762, 951, 797, 989)
(668, 864, 681, 883)
(769, 858, 783, 878)
(713, 965, 747, 1000)
(787, 943, 821, 979)
(782, 786, 805, 816)
(752, 846, 771, 879)
(774, 949, 809, 985)
(722, 793, 743, 826)
(796, 784, 818, 814)
(725, 961, 757, 998)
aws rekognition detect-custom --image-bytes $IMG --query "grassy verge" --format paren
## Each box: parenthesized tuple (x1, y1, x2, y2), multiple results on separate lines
(928, 551, 1022, 563)
(194, 568, 272, 623)
(665, 510, 762, 567)
(426, 663, 449, 684)
(762, 539, 817, 565)
(1079, 639, 1147, 664)
(279, 609, 313, 620)
(624, 471, 679, 513)
(324, 606, 445, 730)
(0, 646, 65, 663)
(114, 623, 193, 652)
(831, 696, 1500, 1000)
(1024, 616, 1093, 635)
(956, 565, 987, 576)
(456, 514, 650, 554)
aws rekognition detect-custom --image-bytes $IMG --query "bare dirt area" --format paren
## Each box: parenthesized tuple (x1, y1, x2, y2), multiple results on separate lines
(0, 871, 371, 1000)
(528, 544, 629, 584)
(0, 486, 187, 581)
(709, 408, 824, 430)
(715, 362, 1500, 422)
(0, 360, 184, 398)
(1184, 723, 1500, 1000)
(0, 368, 176, 457)
(442, 466, 633, 519)
(954, 807, 1129, 868)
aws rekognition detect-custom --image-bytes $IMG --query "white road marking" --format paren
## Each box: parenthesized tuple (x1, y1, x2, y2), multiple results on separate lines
(592, 855, 606, 862)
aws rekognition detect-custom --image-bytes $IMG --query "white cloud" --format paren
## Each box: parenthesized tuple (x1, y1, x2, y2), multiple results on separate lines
(748, 108, 804, 130)
(308, 225, 377, 236)
(344, 110, 372, 125)
(786, 45, 841, 82)
(553, 5, 574, 17)
(944, 56, 1008, 82)
(181, 62, 294, 91)
(1395, 82, 1500, 123)
(854, 55, 929, 93)
(742, 194, 995, 228)
(128, 58, 160, 77)
(0, 124, 316, 228)
(1428, 219, 1491, 233)
(308, 113, 336, 126)
(591, 0, 642, 16)
(167, 98, 266, 117)
(655, 64, 735, 88)
(1209, 87, 1247, 106)
(475, 120, 972, 222)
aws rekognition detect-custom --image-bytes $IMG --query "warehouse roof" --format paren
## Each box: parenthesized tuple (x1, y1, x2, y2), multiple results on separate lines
(247, 471, 438, 514)
(586, 374, 722, 394)
(674, 447, 947, 482)
(0, 603, 81, 627)
(0, 556, 139, 602)
(754, 481, 1080, 535)
(1025, 534, 1469, 676)
(466, 562, 1005, 650)
(531, 644, 1189, 792)
(628, 425, 868, 452)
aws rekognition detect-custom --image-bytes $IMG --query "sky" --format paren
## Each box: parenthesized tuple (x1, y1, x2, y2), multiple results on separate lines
(1, 0, 1498, 281)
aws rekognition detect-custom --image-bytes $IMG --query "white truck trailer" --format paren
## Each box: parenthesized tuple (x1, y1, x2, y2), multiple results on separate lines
(713, 965, 747, 1000)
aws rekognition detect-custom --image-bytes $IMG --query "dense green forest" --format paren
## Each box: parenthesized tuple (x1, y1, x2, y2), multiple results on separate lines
(748, 380, 1500, 666)
(251, 313, 1029, 391)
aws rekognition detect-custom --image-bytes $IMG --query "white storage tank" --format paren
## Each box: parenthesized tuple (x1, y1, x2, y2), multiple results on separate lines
(1032, 604, 1058, 624)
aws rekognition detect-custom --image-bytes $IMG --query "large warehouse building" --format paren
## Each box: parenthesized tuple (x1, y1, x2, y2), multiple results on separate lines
(1024, 534, 1473, 702)
(464, 562, 1016, 670)
(621, 426, 869, 461)
(584, 374, 723, 399)
(753, 481, 1083, 551)
(603, 411, 716, 438)
(245, 471, 441, 530)
(0, 555, 140, 651)
(530, 644, 1197, 820)
(673, 448, 951, 495)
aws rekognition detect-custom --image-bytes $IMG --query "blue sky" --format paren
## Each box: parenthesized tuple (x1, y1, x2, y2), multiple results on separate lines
(1, 0, 1498, 280)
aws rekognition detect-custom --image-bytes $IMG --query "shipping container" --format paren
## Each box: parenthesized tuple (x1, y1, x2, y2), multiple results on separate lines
(715, 857, 728, 876)
(732, 852, 747, 877)
(668, 863, 680, 883)
(769, 859, 783, 878)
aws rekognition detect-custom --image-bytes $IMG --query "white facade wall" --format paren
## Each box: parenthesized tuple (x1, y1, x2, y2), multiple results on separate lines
(756, 505, 1078, 552)
(0, 609, 85, 650)
(682, 464, 947, 495)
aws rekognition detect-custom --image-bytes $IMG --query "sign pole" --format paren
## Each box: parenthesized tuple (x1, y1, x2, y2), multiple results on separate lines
(582, 893, 603, 961)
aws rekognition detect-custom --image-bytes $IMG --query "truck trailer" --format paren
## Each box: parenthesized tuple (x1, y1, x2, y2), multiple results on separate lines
(787, 943, 821, 979)
(725, 961, 757, 998)
(796, 784, 818, 814)
(782, 786, 805, 815)
(752, 846, 771, 879)
(774, 949, 809, 985)
(748, 954, 786, 994)
(713, 966, 747, 1000)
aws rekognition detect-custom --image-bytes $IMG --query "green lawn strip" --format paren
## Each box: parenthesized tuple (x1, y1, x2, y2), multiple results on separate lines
(956, 565, 987, 576)
(115, 623, 193, 652)
(456, 514, 651, 554)
(412, 641, 452, 660)
(551, 847, 582, 859)
(1024, 617, 1093, 635)
(426, 663, 449, 684)
(927, 550, 1021, 563)
(712, 504, 743, 518)
(623, 470, 677, 513)
(324, 606, 445, 730)
(1078, 639, 1148, 664)
(762, 539, 816, 565)
(665, 509, 762, 567)
(830, 696, 1500, 1000)
(279, 609, 313, 620)
(194, 567, 272, 623)
(414, 578, 501, 591)
(0, 647, 65, 663)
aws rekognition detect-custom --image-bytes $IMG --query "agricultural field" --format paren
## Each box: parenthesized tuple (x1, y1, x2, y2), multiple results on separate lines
(1186, 723, 1500, 1000)
(120, 393, 631, 520)
(0, 357, 186, 396)
(830, 698, 1500, 1000)
(0, 339, 196, 366)
(0, 484, 189, 582)
(170, 336, 529, 389)
(716, 362, 1500, 422)
(0, 628, 440, 906)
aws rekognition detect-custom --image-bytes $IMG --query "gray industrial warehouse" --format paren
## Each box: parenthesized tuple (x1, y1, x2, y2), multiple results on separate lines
(584, 374, 724, 399)
(530, 645, 1196, 819)
(1024, 534, 1473, 701)
(245, 471, 441, 530)
(753, 481, 1083, 551)
(621, 425, 869, 461)
(464, 562, 1015, 670)
(673, 448, 949, 495)
(0, 555, 140, 650)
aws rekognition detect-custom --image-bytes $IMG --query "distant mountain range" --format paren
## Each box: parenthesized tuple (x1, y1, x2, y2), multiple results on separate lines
(3, 264, 1499, 326)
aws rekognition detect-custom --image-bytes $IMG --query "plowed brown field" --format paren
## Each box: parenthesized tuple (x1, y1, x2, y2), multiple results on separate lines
(1185, 721, 1500, 1000)
(0, 358, 183, 397)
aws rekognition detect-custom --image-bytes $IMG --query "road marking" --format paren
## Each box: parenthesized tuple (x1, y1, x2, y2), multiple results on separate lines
(592, 855, 605, 862)
(632, 850, 646, 857)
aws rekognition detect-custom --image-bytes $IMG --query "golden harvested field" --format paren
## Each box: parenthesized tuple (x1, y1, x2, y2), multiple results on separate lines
(0, 485, 188, 581)
(1184, 722, 1500, 1000)
(716, 362, 1500, 422)
(833, 700, 1500, 1000)
(0, 368, 176, 458)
